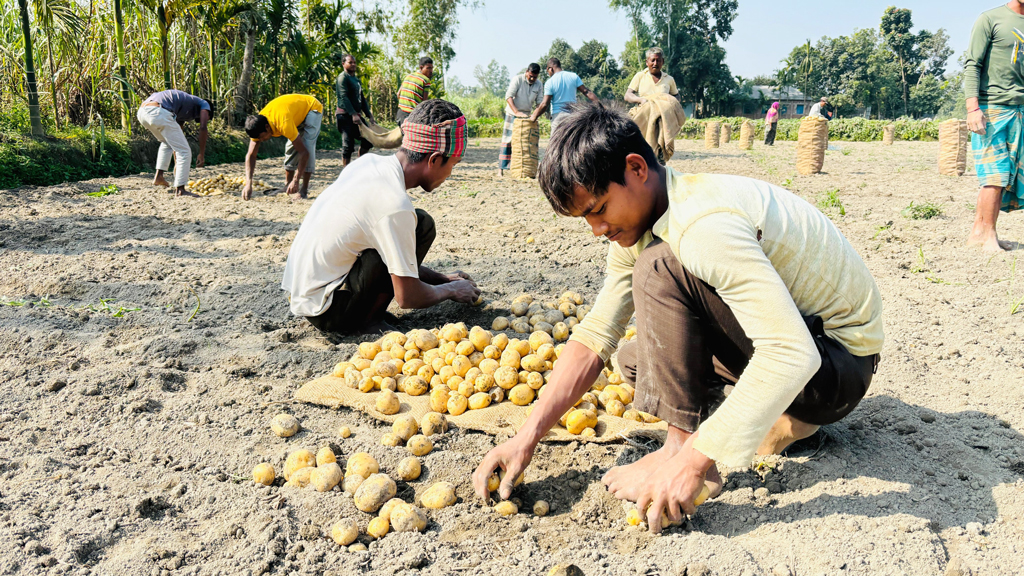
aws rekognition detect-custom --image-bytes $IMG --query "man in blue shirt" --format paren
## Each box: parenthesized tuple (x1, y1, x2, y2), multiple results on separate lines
(529, 57, 600, 131)
(137, 89, 211, 197)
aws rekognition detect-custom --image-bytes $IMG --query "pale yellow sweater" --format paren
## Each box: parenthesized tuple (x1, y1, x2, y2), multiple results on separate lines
(570, 169, 883, 467)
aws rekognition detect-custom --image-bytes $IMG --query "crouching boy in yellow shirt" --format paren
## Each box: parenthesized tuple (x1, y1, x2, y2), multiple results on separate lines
(473, 103, 884, 530)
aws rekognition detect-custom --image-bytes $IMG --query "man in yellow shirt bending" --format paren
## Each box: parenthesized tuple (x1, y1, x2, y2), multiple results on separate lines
(244, 94, 324, 201)
(473, 103, 883, 530)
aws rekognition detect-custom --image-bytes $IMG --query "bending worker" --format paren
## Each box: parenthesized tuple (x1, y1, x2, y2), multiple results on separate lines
(243, 94, 323, 201)
(136, 89, 211, 197)
(473, 103, 883, 531)
(281, 100, 480, 336)
(499, 63, 544, 175)
(530, 57, 599, 131)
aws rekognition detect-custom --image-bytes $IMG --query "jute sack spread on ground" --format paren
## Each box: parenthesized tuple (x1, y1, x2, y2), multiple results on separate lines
(628, 94, 687, 161)
(938, 119, 969, 176)
(739, 120, 755, 150)
(720, 123, 732, 146)
(295, 375, 667, 443)
(705, 121, 721, 149)
(509, 118, 540, 178)
(796, 116, 829, 175)
(358, 121, 404, 149)
(882, 125, 895, 145)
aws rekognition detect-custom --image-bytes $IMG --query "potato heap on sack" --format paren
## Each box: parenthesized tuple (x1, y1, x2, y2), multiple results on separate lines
(492, 291, 589, 338)
(250, 445, 344, 492)
(332, 325, 560, 415)
(187, 174, 271, 196)
(554, 367, 662, 436)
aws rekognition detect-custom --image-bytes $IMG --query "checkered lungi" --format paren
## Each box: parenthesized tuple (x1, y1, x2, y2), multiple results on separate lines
(498, 112, 515, 170)
(973, 103, 1024, 212)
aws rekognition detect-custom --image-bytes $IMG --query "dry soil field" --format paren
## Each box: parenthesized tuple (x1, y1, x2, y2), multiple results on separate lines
(1, 138, 1023, 576)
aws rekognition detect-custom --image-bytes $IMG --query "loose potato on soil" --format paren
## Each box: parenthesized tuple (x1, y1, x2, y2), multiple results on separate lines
(376, 389, 401, 414)
(468, 392, 491, 410)
(378, 498, 405, 522)
(391, 502, 428, 533)
(353, 473, 398, 513)
(393, 414, 419, 441)
(284, 449, 316, 480)
(534, 321, 554, 335)
(381, 433, 402, 447)
(533, 501, 550, 516)
(509, 384, 535, 406)
(397, 457, 421, 481)
(271, 414, 300, 438)
(331, 519, 359, 546)
(342, 474, 365, 495)
(510, 301, 530, 317)
(421, 482, 457, 509)
(494, 501, 518, 516)
(311, 463, 343, 492)
(252, 463, 275, 486)
(366, 516, 389, 539)
(316, 446, 336, 466)
(407, 434, 433, 456)
(285, 466, 314, 488)
(421, 412, 448, 436)
(492, 317, 510, 331)
(345, 452, 379, 479)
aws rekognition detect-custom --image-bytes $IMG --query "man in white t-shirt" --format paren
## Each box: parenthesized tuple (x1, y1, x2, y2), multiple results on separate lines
(281, 100, 480, 335)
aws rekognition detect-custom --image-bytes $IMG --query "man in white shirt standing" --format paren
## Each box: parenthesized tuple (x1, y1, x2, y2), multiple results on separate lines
(281, 99, 481, 335)
(499, 63, 544, 176)
(473, 103, 883, 530)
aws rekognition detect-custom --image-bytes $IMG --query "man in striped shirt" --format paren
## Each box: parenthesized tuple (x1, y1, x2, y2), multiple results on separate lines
(397, 57, 434, 126)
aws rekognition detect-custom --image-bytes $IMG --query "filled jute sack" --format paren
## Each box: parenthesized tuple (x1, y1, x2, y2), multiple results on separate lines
(882, 124, 895, 145)
(796, 116, 829, 175)
(739, 120, 755, 150)
(938, 119, 969, 176)
(509, 118, 540, 178)
(358, 121, 403, 149)
(294, 376, 667, 444)
(705, 121, 721, 149)
(719, 123, 732, 146)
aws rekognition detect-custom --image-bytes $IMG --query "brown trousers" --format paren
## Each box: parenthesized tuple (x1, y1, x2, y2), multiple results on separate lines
(306, 209, 435, 335)
(617, 239, 878, 432)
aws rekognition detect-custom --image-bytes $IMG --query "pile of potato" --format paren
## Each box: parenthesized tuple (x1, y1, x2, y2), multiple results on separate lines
(331, 308, 658, 437)
(187, 174, 271, 196)
(491, 292, 589, 337)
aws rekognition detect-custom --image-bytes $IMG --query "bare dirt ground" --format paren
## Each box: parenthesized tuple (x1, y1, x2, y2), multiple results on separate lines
(1, 137, 1023, 576)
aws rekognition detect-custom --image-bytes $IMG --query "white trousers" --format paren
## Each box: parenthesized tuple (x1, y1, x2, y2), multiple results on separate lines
(136, 105, 192, 187)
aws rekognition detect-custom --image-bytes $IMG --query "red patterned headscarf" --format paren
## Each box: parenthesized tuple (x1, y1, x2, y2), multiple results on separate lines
(401, 116, 468, 159)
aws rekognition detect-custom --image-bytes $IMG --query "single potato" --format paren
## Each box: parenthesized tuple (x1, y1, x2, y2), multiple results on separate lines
(447, 393, 469, 416)
(366, 516, 389, 539)
(284, 449, 316, 481)
(353, 473, 398, 513)
(271, 414, 301, 438)
(406, 434, 433, 456)
(311, 463, 343, 492)
(468, 392, 491, 410)
(420, 481, 458, 509)
(509, 384, 535, 406)
(421, 412, 448, 436)
(393, 414, 419, 441)
(494, 501, 518, 516)
(331, 518, 359, 546)
(316, 446, 336, 466)
(396, 457, 421, 481)
(533, 500, 550, 516)
(252, 463, 275, 486)
(390, 502, 428, 533)
(345, 452, 379, 479)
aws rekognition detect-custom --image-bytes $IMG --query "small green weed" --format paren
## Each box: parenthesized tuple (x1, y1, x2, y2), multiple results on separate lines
(910, 247, 928, 274)
(781, 175, 794, 187)
(872, 221, 893, 240)
(901, 201, 943, 220)
(841, 148, 851, 156)
(1009, 258, 1024, 315)
(81, 298, 141, 317)
(463, 191, 479, 198)
(85, 184, 119, 197)
(2, 296, 52, 307)
(816, 188, 846, 217)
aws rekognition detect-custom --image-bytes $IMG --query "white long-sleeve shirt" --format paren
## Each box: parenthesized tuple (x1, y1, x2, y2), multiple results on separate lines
(569, 169, 883, 467)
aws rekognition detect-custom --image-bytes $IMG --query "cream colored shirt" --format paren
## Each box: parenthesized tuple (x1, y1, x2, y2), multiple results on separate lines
(570, 169, 883, 467)
(628, 69, 678, 98)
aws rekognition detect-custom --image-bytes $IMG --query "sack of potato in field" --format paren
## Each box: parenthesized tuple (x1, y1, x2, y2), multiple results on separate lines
(739, 120, 755, 150)
(510, 118, 540, 179)
(719, 123, 732, 146)
(938, 119, 969, 176)
(882, 124, 895, 145)
(796, 116, 829, 175)
(359, 121, 403, 149)
(704, 121, 721, 149)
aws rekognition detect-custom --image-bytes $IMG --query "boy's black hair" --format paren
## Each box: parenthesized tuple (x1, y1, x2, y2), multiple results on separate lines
(538, 102, 659, 216)
(546, 57, 561, 69)
(244, 114, 270, 139)
(400, 99, 464, 165)
(418, 56, 434, 68)
(527, 62, 541, 74)
(204, 99, 216, 116)
(342, 54, 355, 64)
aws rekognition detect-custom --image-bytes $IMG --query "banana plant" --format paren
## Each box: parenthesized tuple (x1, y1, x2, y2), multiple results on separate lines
(32, 0, 83, 129)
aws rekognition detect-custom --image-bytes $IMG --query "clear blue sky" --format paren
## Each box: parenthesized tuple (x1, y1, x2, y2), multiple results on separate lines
(445, 0, 986, 86)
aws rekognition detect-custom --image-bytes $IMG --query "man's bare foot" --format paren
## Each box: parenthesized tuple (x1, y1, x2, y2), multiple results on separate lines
(287, 192, 308, 202)
(756, 414, 819, 456)
(967, 229, 1011, 252)
(603, 443, 724, 502)
(174, 187, 198, 198)
(154, 176, 170, 187)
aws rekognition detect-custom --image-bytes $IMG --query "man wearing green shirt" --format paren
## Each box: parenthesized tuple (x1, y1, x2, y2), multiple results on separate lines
(965, 1, 1024, 252)
(336, 55, 374, 167)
